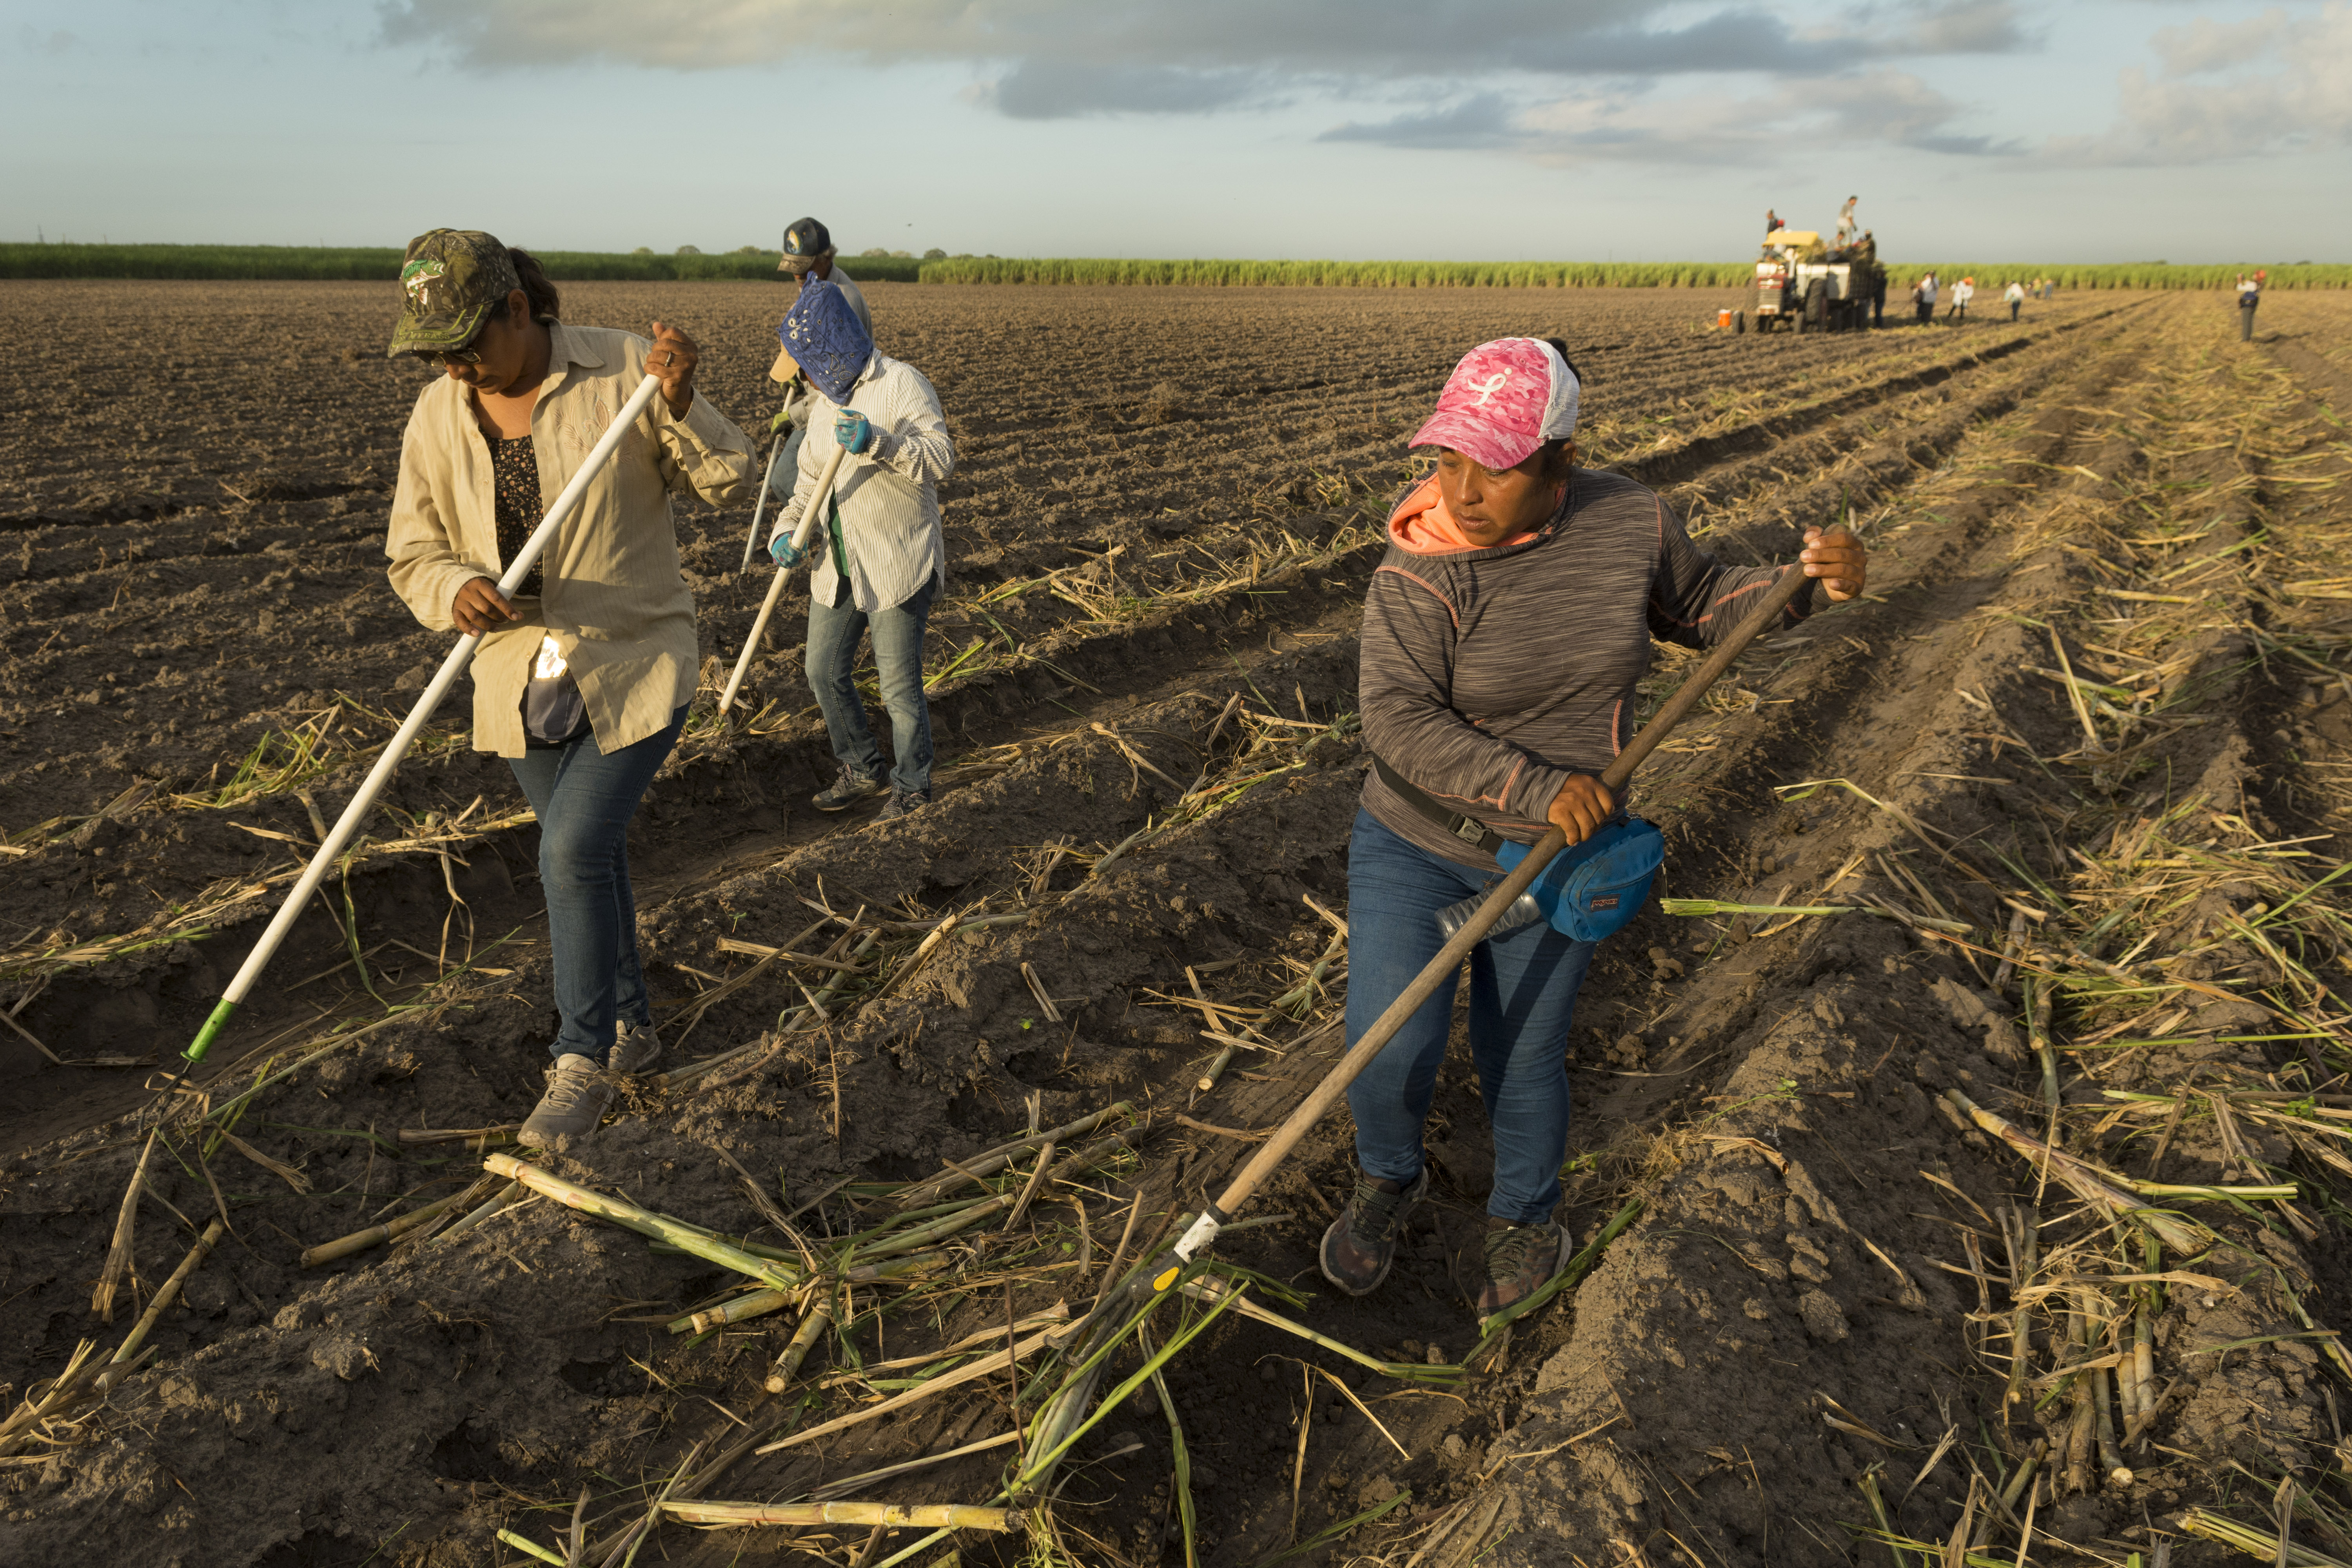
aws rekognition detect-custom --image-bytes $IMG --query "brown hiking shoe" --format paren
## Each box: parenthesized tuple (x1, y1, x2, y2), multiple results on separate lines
(1318, 1169, 1429, 1297)
(1474, 1217, 1572, 1328)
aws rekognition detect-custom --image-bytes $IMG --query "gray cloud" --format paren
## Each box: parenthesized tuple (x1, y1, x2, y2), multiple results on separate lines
(1331, 64, 2016, 163)
(378, 0, 2023, 83)
(1321, 96, 1522, 152)
(377, 0, 2037, 160)
(982, 61, 1269, 119)
(2057, 3, 2351, 165)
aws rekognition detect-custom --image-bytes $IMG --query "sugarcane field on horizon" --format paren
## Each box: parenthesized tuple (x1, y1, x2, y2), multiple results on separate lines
(6, 239, 2352, 1568)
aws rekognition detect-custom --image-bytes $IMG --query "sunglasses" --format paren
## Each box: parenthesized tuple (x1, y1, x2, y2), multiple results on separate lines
(412, 344, 482, 369)
(411, 312, 503, 368)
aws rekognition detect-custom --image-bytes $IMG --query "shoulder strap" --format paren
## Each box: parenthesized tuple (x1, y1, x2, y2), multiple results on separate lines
(1371, 755, 1504, 856)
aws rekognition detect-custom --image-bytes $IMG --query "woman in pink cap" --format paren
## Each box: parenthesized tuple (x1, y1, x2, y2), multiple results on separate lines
(1323, 337, 1867, 1328)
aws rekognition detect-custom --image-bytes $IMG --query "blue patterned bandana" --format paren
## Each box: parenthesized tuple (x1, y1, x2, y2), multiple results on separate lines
(779, 279, 873, 403)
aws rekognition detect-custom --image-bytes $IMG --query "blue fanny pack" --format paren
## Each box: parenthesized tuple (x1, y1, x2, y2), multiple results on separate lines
(1494, 817, 1665, 942)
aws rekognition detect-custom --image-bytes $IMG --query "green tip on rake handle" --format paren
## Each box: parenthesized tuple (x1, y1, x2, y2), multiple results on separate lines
(182, 999, 239, 1066)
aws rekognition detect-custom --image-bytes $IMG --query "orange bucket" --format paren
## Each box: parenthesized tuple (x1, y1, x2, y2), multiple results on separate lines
(1717, 309, 1733, 328)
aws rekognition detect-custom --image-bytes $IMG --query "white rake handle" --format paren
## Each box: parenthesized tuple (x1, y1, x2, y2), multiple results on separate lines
(737, 426, 788, 573)
(715, 431, 851, 716)
(177, 372, 666, 1067)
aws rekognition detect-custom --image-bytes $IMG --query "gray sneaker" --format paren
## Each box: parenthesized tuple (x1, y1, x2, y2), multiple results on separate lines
(877, 786, 932, 822)
(611, 1018, 662, 1076)
(812, 767, 887, 812)
(519, 1054, 615, 1151)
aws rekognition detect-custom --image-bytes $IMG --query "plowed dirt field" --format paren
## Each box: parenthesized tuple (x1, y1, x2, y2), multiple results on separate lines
(7, 281, 2352, 1568)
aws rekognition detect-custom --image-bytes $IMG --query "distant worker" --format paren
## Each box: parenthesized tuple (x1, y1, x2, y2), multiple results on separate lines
(1836, 195, 1858, 246)
(2239, 271, 2261, 341)
(777, 217, 869, 333)
(768, 278, 956, 822)
(383, 228, 755, 1150)
(1858, 232, 1886, 326)
(1913, 271, 1939, 325)
(2004, 279, 2025, 321)
(770, 217, 873, 488)
(1765, 208, 1784, 236)
(1948, 276, 1975, 323)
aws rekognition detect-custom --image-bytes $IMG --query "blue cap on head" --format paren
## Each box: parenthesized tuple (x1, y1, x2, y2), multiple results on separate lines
(779, 278, 873, 403)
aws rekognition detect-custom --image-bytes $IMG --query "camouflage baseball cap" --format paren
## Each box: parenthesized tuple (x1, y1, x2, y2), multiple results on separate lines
(387, 229, 521, 356)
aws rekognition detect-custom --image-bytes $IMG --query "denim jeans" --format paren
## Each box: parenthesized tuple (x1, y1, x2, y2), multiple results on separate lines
(505, 706, 686, 1064)
(806, 578, 936, 795)
(1342, 808, 1599, 1225)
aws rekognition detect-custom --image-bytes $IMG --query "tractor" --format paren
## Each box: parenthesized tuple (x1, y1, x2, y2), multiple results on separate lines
(1749, 230, 1884, 333)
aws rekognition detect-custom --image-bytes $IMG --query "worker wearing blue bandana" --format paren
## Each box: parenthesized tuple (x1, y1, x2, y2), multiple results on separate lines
(768, 279, 956, 822)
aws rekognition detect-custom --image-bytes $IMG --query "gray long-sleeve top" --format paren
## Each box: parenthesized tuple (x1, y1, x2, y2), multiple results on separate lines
(1359, 467, 1815, 871)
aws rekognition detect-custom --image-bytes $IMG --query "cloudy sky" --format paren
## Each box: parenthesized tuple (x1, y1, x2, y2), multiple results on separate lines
(7, 0, 2346, 262)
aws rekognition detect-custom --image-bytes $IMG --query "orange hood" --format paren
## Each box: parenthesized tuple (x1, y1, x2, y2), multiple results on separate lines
(1386, 474, 1546, 555)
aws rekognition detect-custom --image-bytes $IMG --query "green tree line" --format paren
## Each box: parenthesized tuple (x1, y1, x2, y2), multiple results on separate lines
(2, 244, 2340, 291)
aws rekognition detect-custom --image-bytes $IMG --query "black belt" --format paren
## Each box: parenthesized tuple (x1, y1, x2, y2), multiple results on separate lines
(1372, 755, 1506, 855)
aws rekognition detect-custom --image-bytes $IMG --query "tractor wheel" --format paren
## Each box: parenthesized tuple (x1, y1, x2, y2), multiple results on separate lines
(1804, 281, 1829, 332)
(1735, 310, 1746, 335)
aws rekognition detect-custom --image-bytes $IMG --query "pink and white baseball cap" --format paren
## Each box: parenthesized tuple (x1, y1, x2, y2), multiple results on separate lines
(1408, 338, 1579, 472)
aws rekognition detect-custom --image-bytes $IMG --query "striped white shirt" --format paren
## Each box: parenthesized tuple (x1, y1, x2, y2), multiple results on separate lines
(769, 352, 954, 612)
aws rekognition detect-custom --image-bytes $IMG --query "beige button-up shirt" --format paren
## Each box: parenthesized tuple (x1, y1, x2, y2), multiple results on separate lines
(386, 323, 754, 757)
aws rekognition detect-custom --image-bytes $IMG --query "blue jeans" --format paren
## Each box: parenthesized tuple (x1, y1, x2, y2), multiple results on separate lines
(505, 706, 686, 1064)
(806, 579, 936, 795)
(1343, 808, 1599, 1225)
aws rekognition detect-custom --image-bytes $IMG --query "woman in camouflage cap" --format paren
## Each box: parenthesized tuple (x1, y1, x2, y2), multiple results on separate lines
(384, 228, 756, 1151)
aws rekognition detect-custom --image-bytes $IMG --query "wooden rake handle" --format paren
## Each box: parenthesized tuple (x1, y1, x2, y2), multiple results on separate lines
(1175, 559, 1814, 1258)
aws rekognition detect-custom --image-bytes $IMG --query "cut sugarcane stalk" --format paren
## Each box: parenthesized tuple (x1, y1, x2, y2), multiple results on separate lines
(758, 1324, 1064, 1453)
(663, 1499, 1019, 1530)
(485, 1154, 802, 1290)
(432, 1179, 524, 1247)
(763, 1292, 834, 1393)
(301, 1174, 501, 1267)
(894, 1102, 1134, 1207)
(1946, 1090, 2206, 1252)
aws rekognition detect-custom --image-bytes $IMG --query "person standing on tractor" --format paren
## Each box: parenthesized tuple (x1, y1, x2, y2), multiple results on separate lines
(768, 278, 955, 822)
(383, 228, 755, 1151)
(1765, 208, 1784, 236)
(1321, 336, 1868, 1328)
(1836, 195, 1858, 247)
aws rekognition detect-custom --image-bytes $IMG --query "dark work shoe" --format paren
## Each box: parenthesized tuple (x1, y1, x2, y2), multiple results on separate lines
(1318, 1168, 1430, 1297)
(1474, 1217, 1572, 1328)
(519, 1053, 615, 1152)
(877, 786, 932, 822)
(610, 1018, 662, 1076)
(812, 767, 887, 812)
